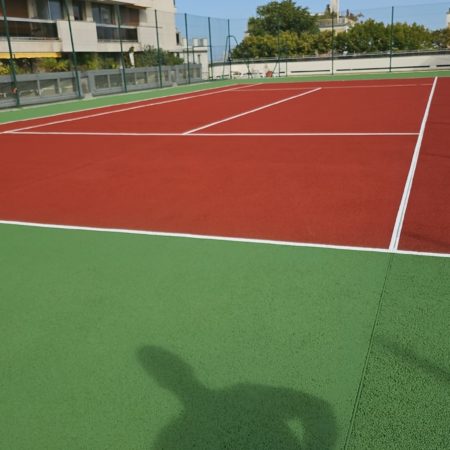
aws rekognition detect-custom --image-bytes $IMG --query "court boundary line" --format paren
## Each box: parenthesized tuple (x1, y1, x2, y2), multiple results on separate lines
(1, 84, 258, 134)
(0, 220, 448, 258)
(0, 82, 248, 128)
(0, 78, 435, 131)
(183, 87, 322, 134)
(389, 76, 438, 251)
(5, 131, 419, 137)
(0, 82, 242, 128)
(239, 83, 433, 91)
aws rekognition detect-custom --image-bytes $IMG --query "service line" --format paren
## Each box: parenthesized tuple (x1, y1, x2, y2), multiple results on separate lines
(6, 131, 419, 137)
(183, 87, 322, 135)
(239, 83, 432, 92)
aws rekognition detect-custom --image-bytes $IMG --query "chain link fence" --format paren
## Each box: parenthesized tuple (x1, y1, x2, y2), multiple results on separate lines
(1, 1, 449, 109)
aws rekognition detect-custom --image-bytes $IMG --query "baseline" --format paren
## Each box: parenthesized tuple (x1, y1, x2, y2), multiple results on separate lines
(0, 220, 448, 259)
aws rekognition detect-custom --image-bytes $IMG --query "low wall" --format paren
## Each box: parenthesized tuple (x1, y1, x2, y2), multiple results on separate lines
(0, 63, 203, 109)
(215, 51, 450, 79)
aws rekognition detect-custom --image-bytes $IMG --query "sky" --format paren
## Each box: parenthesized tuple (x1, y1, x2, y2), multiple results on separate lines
(174, 0, 449, 61)
(175, 0, 449, 29)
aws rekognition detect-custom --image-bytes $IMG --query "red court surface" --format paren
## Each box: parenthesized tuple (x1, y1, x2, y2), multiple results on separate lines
(0, 134, 416, 248)
(399, 77, 450, 253)
(0, 78, 449, 254)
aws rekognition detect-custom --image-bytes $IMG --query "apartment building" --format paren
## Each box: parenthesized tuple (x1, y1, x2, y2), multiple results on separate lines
(0, 0, 180, 60)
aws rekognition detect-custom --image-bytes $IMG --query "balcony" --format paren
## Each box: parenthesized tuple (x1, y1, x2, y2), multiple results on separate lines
(0, 17, 58, 40)
(96, 24, 138, 42)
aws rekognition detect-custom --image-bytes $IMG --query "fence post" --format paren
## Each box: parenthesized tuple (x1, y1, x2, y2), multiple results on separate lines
(0, 0, 20, 106)
(389, 6, 395, 73)
(184, 13, 191, 84)
(114, 4, 128, 93)
(154, 10, 163, 88)
(277, 18, 281, 77)
(208, 17, 214, 80)
(62, 0, 82, 98)
(227, 19, 232, 79)
(331, 14, 335, 75)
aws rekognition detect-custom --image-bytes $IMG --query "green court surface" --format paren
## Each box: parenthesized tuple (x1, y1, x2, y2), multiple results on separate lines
(1, 224, 448, 449)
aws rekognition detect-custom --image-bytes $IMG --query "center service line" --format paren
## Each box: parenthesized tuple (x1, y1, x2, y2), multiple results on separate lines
(183, 87, 322, 135)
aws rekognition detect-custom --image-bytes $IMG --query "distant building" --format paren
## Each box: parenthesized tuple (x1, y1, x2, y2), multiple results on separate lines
(330, 0, 340, 17)
(447, 8, 450, 28)
(318, 17, 353, 34)
(0, 0, 205, 67)
(318, 2, 354, 34)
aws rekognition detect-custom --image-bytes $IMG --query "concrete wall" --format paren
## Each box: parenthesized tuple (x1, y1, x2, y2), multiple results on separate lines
(219, 52, 450, 79)
(0, 63, 203, 108)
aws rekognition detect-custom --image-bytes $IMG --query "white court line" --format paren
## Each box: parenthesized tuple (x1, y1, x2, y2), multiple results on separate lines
(1, 84, 256, 134)
(0, 82, 241, 128)
(0, 219, 448, 258)
(6, 131, 419, 137)
(389, 76, 438, 251)
(239, 83, 432, 92)
(183, 87, 322, 135)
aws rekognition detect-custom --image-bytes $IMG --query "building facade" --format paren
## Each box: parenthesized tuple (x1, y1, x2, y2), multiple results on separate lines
(0, 0, 181, 60)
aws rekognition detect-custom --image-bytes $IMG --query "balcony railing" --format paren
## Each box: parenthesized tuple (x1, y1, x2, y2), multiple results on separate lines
(96, 24, 138, 42)
(318, 18, 350, 28)
(0, 17, 58, 40)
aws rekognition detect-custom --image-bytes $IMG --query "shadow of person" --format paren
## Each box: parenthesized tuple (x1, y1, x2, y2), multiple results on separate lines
(138, 345, 337, 449)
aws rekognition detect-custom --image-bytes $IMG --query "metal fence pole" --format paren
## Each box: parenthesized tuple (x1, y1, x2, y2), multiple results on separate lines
(208, 17, 214, 80)
(114, 4, 128, 93)
(389, 6, 395, 73)
(0, 0, 20, 106)
(227, 19, 232, 79)
(277, 18, 281, 77)
(62, 0, 82, 98)
(331, 14, 335, 75)
(154, 10, 163, 88)
(184, 13, 191, 84)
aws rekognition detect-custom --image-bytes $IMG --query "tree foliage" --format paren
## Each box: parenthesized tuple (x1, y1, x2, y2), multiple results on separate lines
(135, 46, 184, 67)
(231, 1, 449, 59)
(335, 20, 438, 54)
(431, 27, 450, 49)
(247, 0, 318, 36)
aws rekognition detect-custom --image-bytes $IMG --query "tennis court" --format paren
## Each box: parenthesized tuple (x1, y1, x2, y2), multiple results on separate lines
(1, 74, 449, 449)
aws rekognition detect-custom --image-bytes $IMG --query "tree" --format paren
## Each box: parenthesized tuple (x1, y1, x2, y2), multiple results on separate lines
(135, 46, 184, 67)
(392, 22, 432, 51)
(233, 1, 446, 59)
(232, 31, 300, 59)
(247, 0, 318, 36)
(335, 19, 390, 54)
(431, 28, 450, 49)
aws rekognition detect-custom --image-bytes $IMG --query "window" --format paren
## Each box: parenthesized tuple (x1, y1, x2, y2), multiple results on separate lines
(49, 0, 64, 20)
(35, 0, 50, 19)
(92, 3, 114, 25)
(72, 0, 85, 21)
(119, 6, 139, 26)
(0, 0, 28, 18)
